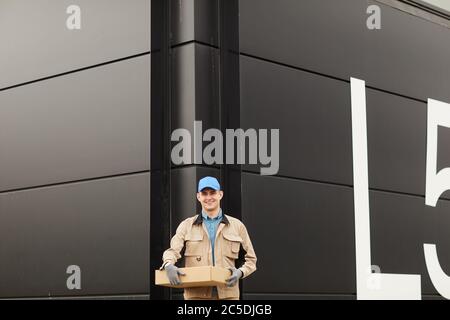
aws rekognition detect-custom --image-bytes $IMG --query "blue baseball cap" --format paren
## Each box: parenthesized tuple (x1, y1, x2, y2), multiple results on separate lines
(198, 176, 221, 192)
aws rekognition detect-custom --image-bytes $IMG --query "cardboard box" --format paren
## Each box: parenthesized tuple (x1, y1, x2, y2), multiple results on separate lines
(155, 266, 231, 288)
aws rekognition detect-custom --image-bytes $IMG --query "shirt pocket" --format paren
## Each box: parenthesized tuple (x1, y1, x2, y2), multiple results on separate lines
(222, 233, 243, 259)
(184, 232, 205, 266)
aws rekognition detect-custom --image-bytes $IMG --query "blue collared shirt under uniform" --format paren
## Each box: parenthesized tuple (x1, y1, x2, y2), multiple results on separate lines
(202, 209, 223, 266)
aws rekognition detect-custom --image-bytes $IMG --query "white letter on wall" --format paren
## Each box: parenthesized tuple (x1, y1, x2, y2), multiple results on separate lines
(424, 98, 450, 299)
(351, 77, 421, 300)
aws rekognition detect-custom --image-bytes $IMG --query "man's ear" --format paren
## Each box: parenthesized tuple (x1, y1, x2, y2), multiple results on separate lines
(219, 190, 224, 200)
(196, 192, 201, 202)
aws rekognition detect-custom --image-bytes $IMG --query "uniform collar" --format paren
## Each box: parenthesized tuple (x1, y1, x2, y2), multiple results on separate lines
(202, 209, 222, 221)
(194, 209, 229, 225)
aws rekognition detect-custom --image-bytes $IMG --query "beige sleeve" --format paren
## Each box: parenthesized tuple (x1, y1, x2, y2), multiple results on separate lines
(160, 220, 189, 269)
(238, 223, 257, 278)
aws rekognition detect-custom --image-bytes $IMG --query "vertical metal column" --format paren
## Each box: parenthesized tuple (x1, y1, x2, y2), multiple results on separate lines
(219, 0, 243, 299)
(219, 0, 241, 226)
(150, 0, 172, 300)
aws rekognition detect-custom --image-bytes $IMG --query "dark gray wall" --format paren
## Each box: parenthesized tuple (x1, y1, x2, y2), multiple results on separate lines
(239, 0, 450, 299)
(0, 0, 150, 89)
(0, 56, 150, 192)
(0, 0, 150, 299)
(4, 0, 449, 300)
(240, 0, 450, 102)
(0, 173, 150, 298)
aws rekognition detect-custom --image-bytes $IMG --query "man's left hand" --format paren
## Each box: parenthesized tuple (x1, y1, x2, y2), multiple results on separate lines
(226, 267, 243, 287)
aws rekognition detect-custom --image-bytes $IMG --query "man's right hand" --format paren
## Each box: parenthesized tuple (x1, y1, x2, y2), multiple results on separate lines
(165, 264, 186, 285)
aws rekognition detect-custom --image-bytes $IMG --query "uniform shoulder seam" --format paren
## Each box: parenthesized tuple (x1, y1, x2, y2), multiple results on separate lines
(225, 214, 243, 224)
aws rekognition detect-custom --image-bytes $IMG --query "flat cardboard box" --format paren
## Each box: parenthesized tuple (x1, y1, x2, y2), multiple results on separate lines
(155, 266, 231, 288)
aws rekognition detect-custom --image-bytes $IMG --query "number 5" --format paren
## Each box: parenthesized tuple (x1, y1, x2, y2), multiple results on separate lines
(425, 98, 450, 299)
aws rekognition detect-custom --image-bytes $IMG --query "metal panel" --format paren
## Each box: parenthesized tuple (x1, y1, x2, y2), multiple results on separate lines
(171, 44, 196, 136)
(170, 0, 218, 46)
(366, 88, 426, 197)
(239, 0, 450, 102)
(242, 173, 450, 296)
(240, 55, 353, 185)
(367, 90, 450, 199)
(0, 0, 151, 89)
(370, 190, 450, 295)
(171, 43, 220, 169)
(171, 43, 220, 133)
(241, 55, 450, 199)
(242, 173, 356, 294)
(0, 55, 150, 192)
(0, 173, 150, 298)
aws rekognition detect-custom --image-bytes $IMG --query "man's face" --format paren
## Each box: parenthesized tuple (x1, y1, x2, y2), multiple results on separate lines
(197, 188, 223, 213)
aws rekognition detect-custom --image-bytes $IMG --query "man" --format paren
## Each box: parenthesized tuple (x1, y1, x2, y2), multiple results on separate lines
(160, 176, 257, 300)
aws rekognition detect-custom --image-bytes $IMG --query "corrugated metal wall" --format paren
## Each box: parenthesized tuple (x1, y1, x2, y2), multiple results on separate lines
(2, 0, 449, 300)
(0, 0, 150, 299)
(239, 0, 450, 299)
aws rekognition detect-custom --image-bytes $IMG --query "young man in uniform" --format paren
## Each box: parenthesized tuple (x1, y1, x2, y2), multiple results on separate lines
(160, 176, 257, 300)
